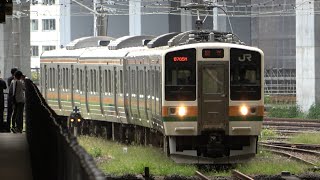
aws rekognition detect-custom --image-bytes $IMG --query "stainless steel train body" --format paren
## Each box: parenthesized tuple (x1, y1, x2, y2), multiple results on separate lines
(40, 34, 264, 163)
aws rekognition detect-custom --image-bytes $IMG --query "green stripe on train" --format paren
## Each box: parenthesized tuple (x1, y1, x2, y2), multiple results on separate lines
(162, 116, 197, 122)
(229, 116, 263, 121)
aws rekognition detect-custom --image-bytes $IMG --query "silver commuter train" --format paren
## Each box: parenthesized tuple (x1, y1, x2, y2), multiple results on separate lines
(40, 32, 264, 164)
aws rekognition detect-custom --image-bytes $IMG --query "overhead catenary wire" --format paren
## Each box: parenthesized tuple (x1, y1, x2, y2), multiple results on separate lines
(12, 0, 320, 18)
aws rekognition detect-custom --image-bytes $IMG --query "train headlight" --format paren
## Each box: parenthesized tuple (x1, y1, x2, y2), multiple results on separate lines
(77, 118, 81, 122)
(240, 106, 248, 116)
(178, 106, 187, 117)
(70, 118, 74, 122)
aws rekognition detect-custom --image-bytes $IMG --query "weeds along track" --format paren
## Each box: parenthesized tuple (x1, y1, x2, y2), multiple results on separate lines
(263, 118, 320, 133)
(259, 142, 320, 166)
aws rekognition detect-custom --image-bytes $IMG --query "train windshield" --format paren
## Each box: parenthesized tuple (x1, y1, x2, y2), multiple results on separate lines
(230, 48, 262, 100)
(165, 49, 196, 101)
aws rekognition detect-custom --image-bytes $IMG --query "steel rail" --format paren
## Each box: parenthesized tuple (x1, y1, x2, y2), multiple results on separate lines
(264, 149, 317, 166)
(259, 143, 320, 156)
(260, 141, 320, 150)
(195, 170, 210, 180)
(264, 118, 320, 123)
(232, 170, 254, 180)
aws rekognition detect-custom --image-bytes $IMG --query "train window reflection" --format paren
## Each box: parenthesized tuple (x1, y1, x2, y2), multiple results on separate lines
(202, 67, 224, 94)
(165, 49, 196, 101)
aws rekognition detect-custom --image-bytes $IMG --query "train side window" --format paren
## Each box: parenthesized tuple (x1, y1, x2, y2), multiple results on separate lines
(99, 68, 102, 93)
(131, 69, 135, 95)
(128, 67, 131, 96)
(108, 70, 112, 93)
(48, 68, 51, 90)
(147, 70, 150, 97)
(66, 68, 69, 90)
(80, 70, 83, 92)
(120, 70, 123, 94)
(94, 69, 97, 92)
(144, 68, 147, 97)
(85, 69, 89, 93)
(95, 69, 97, 92)
(89, 69, 92, 92)
(63, 68, 66, 90)
(104, 70, 107, 93)
(76, 68, 79, 91)
(140, 70, 144, 96)
(71, 67, 74, 91)
(52, 68, 55, 90)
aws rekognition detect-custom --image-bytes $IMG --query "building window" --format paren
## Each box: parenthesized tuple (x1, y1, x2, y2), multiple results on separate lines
(43, 0, 55, 5)
(42, 19, 56, 31)
(42, 46, 55, 52)
(31, 46, 39, 56)
(31, 19, 38, 31)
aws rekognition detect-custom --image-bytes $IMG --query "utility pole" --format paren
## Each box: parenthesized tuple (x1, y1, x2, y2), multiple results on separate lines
(212, 0, 218, 31)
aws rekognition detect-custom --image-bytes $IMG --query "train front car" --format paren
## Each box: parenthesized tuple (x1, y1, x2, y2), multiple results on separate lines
(162, 44, 264, 164)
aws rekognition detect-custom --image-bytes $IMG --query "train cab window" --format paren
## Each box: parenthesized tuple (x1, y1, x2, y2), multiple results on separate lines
(230, 48, 261, 100)
(165, 49, 196, 101)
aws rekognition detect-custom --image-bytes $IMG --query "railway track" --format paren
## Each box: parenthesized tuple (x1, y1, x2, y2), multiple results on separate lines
(195, 170, 210, 180)
(259, 142, 320, 166)
(263, 118, 320, 134)
(231, 170, 253, 180)
(260, 141, 320, 151)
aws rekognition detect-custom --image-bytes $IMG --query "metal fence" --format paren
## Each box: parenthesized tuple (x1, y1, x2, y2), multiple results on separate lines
(24, 79, 105, 180)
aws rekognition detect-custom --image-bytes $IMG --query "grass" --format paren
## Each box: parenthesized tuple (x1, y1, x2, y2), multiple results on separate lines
(78, 136, 316, 177)
(236, 149, 310, 175)
(289, 133, 320, 145)
(78, 136, 197, 176)
(206, 149, 310, 176)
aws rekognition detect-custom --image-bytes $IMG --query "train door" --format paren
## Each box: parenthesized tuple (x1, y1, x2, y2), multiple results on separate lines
(198, 61, 229, 132)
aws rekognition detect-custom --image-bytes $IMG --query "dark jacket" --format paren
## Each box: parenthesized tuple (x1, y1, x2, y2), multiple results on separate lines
(7, 76, 14, 102)
(0, 78, 7, 109)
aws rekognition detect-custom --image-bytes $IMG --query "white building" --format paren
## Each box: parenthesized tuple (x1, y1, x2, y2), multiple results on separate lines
(30, 0, 70, 68)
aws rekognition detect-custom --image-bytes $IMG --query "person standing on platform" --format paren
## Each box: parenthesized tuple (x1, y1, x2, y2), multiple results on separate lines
(6, 68, 18, 132)
(0, 71, 7, 132)
(11, 71, 25, 133)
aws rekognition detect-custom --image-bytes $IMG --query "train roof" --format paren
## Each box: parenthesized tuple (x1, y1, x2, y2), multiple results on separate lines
(79, 46, 146, 59)
(40, 31, 263, 61)
(66, 36, 115, 50)
(41, 48, 87, 59)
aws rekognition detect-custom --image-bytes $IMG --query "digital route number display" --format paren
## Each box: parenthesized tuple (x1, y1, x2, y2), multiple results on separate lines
(202, 49, 224, 58)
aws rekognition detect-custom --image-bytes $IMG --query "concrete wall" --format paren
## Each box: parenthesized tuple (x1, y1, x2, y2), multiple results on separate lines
(0, 0, 30, 80)
(107, 15, 129, 38)
(296, 0, 317, 111)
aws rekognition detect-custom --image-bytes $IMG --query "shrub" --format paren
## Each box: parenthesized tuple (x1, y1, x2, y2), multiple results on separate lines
(267, 105, 303, 118)
(306, 103, 320, 119)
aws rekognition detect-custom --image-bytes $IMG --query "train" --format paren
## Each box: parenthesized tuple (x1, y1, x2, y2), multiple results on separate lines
(40, 30, 264, 164)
